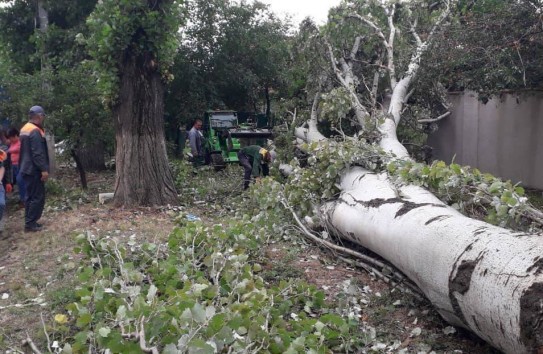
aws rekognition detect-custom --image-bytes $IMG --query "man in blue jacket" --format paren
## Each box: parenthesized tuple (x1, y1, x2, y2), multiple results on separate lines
(19, 106, 49, 232)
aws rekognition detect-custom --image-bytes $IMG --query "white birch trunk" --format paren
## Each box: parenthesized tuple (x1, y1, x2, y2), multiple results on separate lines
(318, 89, 543, 353)
(294, 94, 326, 143)
(299, 2, 543, 350)
(322, 167, 543, 354)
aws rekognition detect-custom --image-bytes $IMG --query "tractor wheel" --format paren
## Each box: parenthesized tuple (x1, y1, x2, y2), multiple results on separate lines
(211, 153, 226, 171)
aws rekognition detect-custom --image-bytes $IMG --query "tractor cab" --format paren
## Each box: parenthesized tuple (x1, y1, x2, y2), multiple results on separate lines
(203, 110, 274, 170)
(204, 111, 241, 167)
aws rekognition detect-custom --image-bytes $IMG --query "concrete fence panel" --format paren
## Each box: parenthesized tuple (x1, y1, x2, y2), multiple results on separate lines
(427, 91, 543, 190)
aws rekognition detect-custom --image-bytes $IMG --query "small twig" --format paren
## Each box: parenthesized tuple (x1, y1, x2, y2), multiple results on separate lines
(138, 317, 159, 354)
(338, 256, 424, 301)
(86, 231, 103, 269)
(22, 332, 43, 354)
(40, 313, 53, 354)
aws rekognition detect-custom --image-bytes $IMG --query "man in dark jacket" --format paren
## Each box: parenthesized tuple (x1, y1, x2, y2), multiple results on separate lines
(187, 119, 204, 168)
(19, 106, 49, 232)
(237, 145, 275, 190)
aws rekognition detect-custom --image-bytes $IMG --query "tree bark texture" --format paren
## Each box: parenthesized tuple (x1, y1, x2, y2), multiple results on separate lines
(323, 167, 543, 353)
(70, 149, 88, 189)
(77, 142, 106, 172)
(113, 55, 178, 206)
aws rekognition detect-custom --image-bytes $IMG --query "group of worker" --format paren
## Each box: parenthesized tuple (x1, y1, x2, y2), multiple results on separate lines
(0, 105, 49, 238)
(187, 119, 276, 190)
(0, 111, 273, 238)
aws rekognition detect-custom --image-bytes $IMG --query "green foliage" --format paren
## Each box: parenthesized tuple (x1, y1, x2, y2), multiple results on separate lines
(273, 136, 540, 232)
(283, 140, 383, 217)
(320, 88, 364, 134)
(388, 159, 539, 230)
(165, 0, 291, 130)
(425, 0, 543, 94)
(45, 178, 67, 196)
(56, 215, 366, 353)
(48, 63, 114, 153)
(86, 0, 184, 105)
(0, 0, 113, 169)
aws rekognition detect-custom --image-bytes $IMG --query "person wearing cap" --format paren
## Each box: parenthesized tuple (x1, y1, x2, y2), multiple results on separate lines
(19, 106, 49, 232)
(237, 145, 275, 190)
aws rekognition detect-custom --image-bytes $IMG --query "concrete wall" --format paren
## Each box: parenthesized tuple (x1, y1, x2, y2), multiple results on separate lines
(427, 91, 543, 189)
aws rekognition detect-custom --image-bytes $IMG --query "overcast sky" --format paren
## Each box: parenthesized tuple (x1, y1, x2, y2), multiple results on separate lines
(261, 0, 341, 25)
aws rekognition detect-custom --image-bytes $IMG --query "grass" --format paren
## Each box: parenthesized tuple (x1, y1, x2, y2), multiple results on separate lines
(527, 188, 543, 210)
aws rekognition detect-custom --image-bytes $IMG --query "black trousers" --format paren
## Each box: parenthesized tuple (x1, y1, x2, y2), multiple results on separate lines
(237, 151, 269, 190)
(238, 151, 253, 189)
(23, 173, 45, 228)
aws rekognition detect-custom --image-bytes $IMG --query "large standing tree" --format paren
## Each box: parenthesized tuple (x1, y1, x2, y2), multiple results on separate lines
(87, 0, 183, 206)
(281, 0, 543, 352)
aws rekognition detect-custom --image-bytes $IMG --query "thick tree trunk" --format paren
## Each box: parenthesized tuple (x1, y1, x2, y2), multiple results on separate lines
(113, 56, 178, 206)
(77, 142, 106, 172)
(322, 167, 543, 354)
(70, 149, 87, 190)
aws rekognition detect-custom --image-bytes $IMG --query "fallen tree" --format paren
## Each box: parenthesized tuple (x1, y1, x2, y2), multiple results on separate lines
(285, 1, 543, 352)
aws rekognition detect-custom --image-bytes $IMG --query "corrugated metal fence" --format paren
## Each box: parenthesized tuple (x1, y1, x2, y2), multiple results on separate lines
(427, 91, 543, 189)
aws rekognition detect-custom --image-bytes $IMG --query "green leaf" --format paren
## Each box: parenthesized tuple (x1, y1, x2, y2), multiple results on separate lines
(98, 327, 111, 338)
(146, 284, 158, 303)
(191, 303, 206, 324)
(61, 343, 73, 354)
(163, 343, 179, 354)
(76, 313, 92, 328)
(116, 305, 127, 321)
(188, 339, 215, 354)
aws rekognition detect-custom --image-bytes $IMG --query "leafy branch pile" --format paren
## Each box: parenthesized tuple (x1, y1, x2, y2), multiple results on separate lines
(283, 140, 383, 217)
(52, 215, 368, 353)
(273, 136, 542, 232)
(388, 159, 542, 231)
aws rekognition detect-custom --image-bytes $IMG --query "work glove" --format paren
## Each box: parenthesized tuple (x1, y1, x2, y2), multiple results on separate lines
(5, 184, 12, 193)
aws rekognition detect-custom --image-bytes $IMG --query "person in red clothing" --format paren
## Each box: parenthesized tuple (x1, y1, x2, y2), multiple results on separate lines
(7, 128, 26, 206)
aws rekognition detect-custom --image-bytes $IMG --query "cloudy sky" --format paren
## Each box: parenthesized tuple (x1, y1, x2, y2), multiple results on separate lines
(261, 0, 341, 24)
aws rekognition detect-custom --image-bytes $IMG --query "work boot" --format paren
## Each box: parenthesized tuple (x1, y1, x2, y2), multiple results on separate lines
(24, 224, 43, 233)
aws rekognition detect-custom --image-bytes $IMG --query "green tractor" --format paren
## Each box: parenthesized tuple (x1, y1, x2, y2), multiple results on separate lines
(203, 110, 273, 170)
